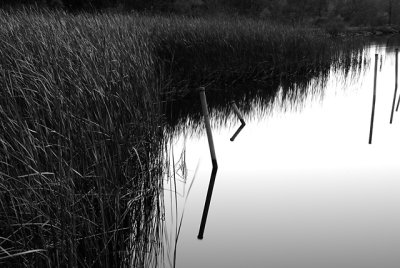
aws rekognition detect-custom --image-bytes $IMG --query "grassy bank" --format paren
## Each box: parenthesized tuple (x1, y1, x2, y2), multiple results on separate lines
(0, 9, 358, 267)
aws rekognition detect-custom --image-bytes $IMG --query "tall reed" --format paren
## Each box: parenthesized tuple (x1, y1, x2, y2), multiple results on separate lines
(0, 9, 164, 267)
(0, 9, 363, 267)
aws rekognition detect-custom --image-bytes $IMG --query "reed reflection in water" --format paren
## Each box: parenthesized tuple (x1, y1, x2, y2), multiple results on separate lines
(160, 41, 400, 268)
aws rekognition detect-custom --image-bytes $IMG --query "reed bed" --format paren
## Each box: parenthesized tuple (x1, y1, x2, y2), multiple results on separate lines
(0, 9, 164, 267)
(0, 9, 361, 267)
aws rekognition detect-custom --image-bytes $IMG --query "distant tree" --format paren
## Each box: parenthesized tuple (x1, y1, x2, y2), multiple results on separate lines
(48, 0, 64, 8)
(384, 0, 400, 25)
(1, 0, 399, 27)
(332, 0, 380, 26)
(388, 0, 393, 24)
(281, 0, 319, 22)
(259, 0, 287, 20)
(124, 0, 173, 11)
(173, 0, 207, 14)
(316, 0, 328, 16)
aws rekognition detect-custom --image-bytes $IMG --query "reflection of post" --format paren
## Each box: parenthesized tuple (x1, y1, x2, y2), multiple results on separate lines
(397, 71, 400, 111)
(231, 101, 245, 125)
(230, 123, 246, 142)
(397, 93, 400, 112)
(397, 94, 400, 111)
(197, 166, 218, 240)
(369, 54, 378, 144)
(199, 87, 217, 168)
(390, 49, 398, 124)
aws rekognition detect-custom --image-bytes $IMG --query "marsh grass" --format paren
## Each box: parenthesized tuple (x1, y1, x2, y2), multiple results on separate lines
(0, 8, 364, 267)
(0, 9, 164, 267)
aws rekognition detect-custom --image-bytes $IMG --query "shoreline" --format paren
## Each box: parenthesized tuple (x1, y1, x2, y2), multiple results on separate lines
(341, 25, 400, 37)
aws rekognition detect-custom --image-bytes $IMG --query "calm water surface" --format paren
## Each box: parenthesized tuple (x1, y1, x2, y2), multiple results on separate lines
(161, 40, 400, 268)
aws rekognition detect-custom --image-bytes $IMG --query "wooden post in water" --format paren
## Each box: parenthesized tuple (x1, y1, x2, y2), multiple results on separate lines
(390, 49, 398, 124)
(369, 54, 379, 144)
(199, 87, 217, 167)
(231, 101, 246, 125)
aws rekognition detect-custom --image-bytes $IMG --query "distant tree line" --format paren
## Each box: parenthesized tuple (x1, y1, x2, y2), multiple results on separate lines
(215, 0, 400, 25)
(2, 0, 400, 26)
(1, 0, 174, 11)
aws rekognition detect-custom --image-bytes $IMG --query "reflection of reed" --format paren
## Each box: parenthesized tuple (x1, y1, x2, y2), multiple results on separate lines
(160, 142, 193, 268)
(163, 47, 365, 138)
(198, 166, 218, 240)
(384, 35, 400, 53)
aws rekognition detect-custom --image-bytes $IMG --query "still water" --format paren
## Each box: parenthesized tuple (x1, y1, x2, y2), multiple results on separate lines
(162, 39, 400, 268)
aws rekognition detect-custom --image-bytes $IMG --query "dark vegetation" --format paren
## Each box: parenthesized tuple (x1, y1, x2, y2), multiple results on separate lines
(0, 10, 165, 267)
(2, 0, 400, 28)
(0, 7, 365, 268)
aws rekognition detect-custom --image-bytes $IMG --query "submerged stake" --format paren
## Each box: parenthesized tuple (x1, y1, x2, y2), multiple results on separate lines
(369, 54, 378, 144)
